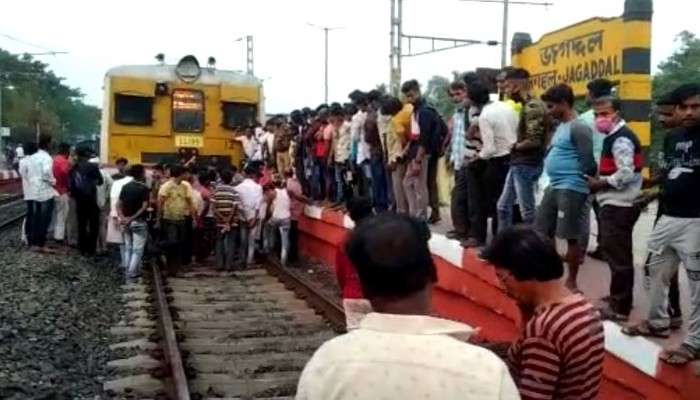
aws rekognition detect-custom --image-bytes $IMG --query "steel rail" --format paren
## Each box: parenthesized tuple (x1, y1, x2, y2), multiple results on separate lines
(264, 258, 347, 333)
(151, 262, 191, 400)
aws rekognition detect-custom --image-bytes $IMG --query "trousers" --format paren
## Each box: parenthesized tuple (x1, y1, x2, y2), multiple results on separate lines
(599, 205, 640, 315)
(496, 164, 543, 232)
(647, 216, 700, 349)
(123, 220, 148, 280)
(450, 166, 470, 236)
(403, 157, 430, 220)
(75, 196, 100, 256)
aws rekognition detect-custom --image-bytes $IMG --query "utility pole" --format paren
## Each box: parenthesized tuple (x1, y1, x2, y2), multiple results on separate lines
(390, 0, 403, 95)
(460, 0, 553, 67)
(389, 0, 499, 95)
(308, 23, 343, 104)
(246, 35, 254, 76)
(234, 36, 255, 76)
(501, 0, 509, 68)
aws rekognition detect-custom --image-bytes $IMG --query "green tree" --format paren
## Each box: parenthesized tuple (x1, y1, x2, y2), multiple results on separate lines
(649, 31, 700, 167)
(425, 75, 453, 118)
(0, 48, 100, 147)
(652, 31, 700, 100)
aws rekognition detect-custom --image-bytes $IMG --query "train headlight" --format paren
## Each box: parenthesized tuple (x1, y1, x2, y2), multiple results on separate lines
(175, 55, 201, 83)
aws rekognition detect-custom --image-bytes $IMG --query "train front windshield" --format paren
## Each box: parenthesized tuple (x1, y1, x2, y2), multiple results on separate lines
(172, 89, 204, 132)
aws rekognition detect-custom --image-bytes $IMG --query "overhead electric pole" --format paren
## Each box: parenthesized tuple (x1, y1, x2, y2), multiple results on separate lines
(246, 35, 254, 76)
(460, 0, 553, 67)
(389, 0, 499, 95)
(308, 23, 343, 104)
(234, 36, 254, 76)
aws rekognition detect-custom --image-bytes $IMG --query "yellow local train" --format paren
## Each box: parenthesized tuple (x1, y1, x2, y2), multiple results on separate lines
(99, 55, 263, 167)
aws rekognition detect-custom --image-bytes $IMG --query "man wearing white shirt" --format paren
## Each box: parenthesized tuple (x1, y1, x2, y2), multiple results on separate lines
(235, 165, 263, 266)
(18, 142, 37, 245)
(349, 91, 370, 197)
(463, 81, 518, 247)
(23, 134, 57, 252)
(296, 214, 518, 400)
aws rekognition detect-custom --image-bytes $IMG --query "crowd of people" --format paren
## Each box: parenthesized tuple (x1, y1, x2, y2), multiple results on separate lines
(18, 134, 309, 284)
(15, 67, 700, 398)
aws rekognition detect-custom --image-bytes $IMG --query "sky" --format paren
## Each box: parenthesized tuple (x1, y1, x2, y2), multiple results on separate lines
(1, 0, 696, 113)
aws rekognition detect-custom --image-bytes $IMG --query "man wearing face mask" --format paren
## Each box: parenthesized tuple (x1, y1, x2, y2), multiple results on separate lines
(585, 96, 643, 322)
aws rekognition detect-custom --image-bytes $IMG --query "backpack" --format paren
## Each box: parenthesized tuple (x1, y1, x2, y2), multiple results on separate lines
(69, 167, 92, 198)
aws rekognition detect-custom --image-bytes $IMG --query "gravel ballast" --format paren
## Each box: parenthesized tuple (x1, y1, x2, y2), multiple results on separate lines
(0, 229, 124, 399)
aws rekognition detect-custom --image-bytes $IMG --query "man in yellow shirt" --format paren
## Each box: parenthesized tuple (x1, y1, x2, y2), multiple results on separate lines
(158, 164, 196, 271)
(381, 97, 412, 214)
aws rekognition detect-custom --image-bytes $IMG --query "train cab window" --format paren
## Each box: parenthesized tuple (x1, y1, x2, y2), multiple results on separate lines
(114, 94, 154, 126)
(172, 89, 204, 133)
(222, 102, 257, 130)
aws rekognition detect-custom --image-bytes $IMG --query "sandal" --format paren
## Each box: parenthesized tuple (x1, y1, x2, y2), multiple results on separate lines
(660, 344, 700, 366)
(597, 306, 629, 323)
(621, 321, 670, 338)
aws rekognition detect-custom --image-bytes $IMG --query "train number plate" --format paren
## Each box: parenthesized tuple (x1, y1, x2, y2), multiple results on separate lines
(174, 135, 203, 148)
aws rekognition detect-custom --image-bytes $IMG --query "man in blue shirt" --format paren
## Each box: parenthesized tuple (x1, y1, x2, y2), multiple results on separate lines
(536, 84, 597, 292)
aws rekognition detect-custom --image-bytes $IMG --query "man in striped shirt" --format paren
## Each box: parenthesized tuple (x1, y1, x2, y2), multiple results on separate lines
(483, 226, 606, 400)
(212, 169, 242, 270)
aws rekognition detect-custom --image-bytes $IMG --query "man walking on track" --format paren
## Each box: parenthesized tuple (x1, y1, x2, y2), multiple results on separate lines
(70, 147, 104, 256)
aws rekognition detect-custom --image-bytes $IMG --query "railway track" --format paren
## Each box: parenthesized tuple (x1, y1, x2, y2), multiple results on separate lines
(0, 198, 26, 231)
(105, 258, 346, 399)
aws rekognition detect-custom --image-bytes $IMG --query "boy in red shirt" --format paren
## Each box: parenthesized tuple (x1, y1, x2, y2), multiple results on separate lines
(336, 196, 374, 329)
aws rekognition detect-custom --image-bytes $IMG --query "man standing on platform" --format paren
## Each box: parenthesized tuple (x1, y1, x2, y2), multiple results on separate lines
(536, 84, 597, 292)
(496, 68, 547, 232)
(623, 84, 700, 366)
(463, 80, 518, 247)
(585, 96, 643, 322)
(401, 80, 444, 221)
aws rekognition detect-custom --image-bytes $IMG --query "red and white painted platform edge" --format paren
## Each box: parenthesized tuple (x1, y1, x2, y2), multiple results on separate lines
(0, 170, 19, 181)
(300, 205, 678, 380)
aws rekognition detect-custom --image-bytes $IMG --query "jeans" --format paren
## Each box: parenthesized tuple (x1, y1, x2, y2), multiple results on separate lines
(485, 155, 510, 235)
(334, 161, 350, 203)
(496, 164, 543, 232)
(312, 157, 327, 200)
(215, 227, 239, 270)
(52, 193, 69, 241)
(24, 200, 35, 245)
(402, 157, 430, 220)
(28, 198, 55, 247)
(123, 220, 148, 280)
(599, 205, 640, 316)
(647, 217, 700, 349)
(239, 222, 258, 266)
(427, 154, 440, 218)
(162, 219, 187, 270)
(76, 196, 100, 255)
(369, 155, 388, 212)
(450, 166, 470, 236)
(267, 218, 291, 266)
(391, 162, 408, 214)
